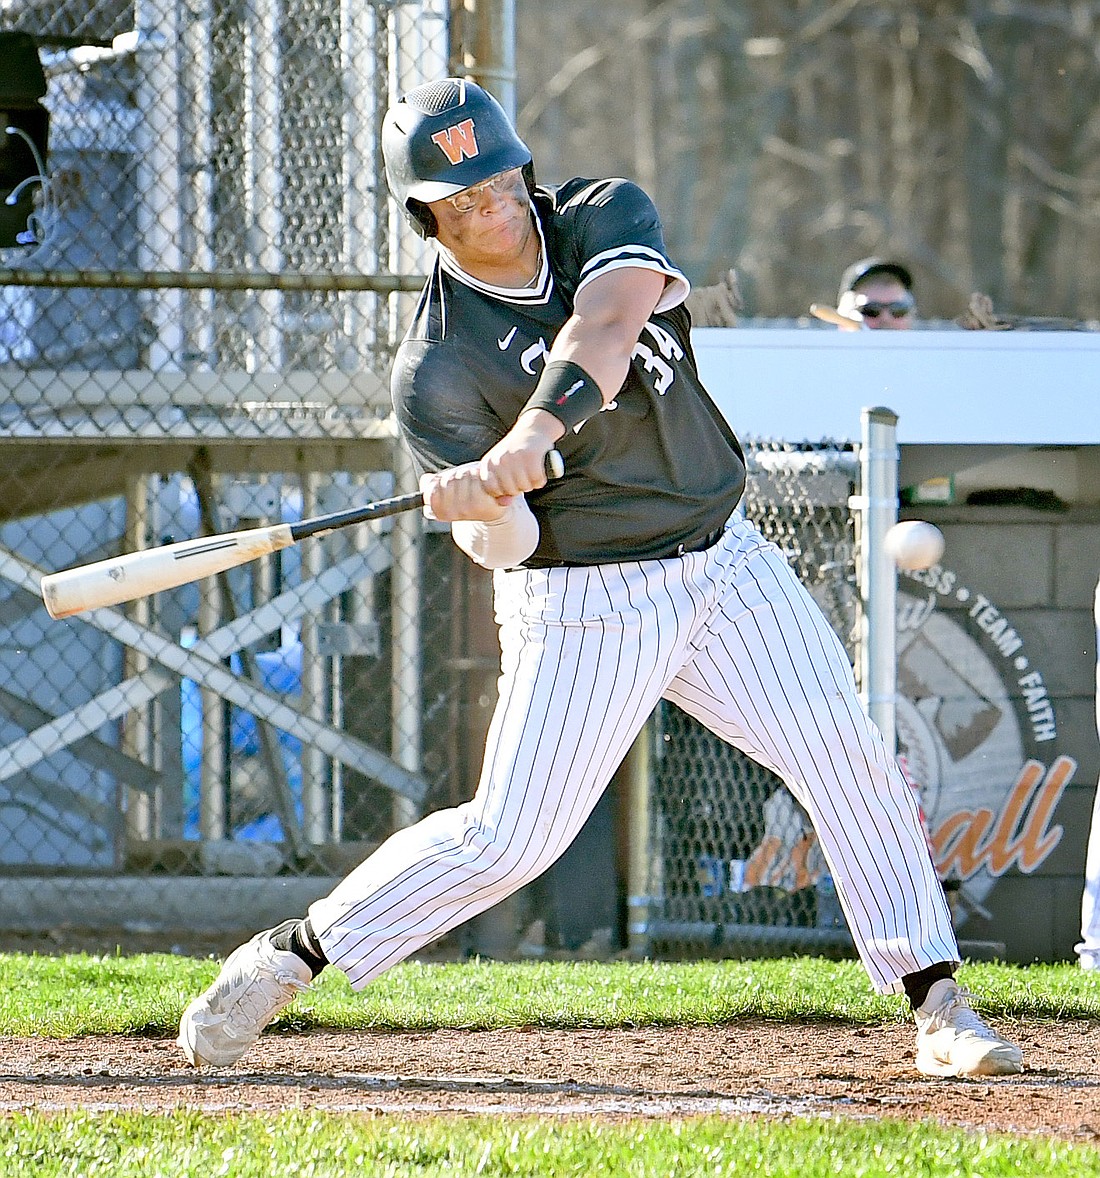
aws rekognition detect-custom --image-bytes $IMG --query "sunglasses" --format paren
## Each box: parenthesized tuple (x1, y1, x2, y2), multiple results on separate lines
(857, 299, 914, 320)
(444, 168, 525, 213)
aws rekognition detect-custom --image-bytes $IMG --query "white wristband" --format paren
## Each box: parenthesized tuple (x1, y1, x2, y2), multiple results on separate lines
(451, 497, 540, 569)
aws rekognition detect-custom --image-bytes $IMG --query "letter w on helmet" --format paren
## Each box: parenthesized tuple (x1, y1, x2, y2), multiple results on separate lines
(431, 119, 480, 165)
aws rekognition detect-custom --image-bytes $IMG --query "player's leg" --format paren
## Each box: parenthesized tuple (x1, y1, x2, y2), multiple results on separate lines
(1077, 780, 1100, 970)
(308, 561, 692, 986)
(667, 521, 955, 989)
(178, 562, 683, 1065)
(663, 517, 1021, 1076)
(1075, 576, 1100, 969)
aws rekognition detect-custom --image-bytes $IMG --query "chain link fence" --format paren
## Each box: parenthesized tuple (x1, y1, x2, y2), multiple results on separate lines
(647, 441, 860, 957)
(0, 8, 866, 954)
(0, 4, 457, 929)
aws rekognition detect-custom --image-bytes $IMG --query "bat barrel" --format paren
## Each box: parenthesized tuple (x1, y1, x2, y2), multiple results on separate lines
(40, 450, 567, 620)
(40, 524, 294, 619)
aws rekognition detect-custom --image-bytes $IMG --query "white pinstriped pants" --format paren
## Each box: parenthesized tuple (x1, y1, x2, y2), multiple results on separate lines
(1075, 575, 1100, 967)
(310, 516, 958, 994)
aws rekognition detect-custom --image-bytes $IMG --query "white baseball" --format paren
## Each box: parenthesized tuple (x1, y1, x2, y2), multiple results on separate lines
(884, 520, 945, 570)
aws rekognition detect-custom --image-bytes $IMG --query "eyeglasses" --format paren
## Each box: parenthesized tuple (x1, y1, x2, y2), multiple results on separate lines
(444, 168, 525, 213)
(857, 299, 914, 320)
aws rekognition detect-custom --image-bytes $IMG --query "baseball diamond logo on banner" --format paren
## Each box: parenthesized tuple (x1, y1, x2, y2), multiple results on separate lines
(743, 562, 1076, 926)
(895, 564, 1076, 924)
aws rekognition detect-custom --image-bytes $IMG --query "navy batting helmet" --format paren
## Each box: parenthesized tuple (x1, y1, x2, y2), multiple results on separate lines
(382, 78, 534, 238)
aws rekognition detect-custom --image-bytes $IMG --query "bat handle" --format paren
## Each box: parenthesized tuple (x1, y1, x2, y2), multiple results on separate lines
(292, 449, 565, 542)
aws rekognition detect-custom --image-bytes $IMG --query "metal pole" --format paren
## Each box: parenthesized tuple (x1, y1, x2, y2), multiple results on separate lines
(450, 0, 516, 116)
(244, 0, 285, 372)
(197, 525, 227, 842)
(498, 0, 516, 119)
(0, 268, 424, 293)
(624, 720, 653, 958)
(340, 0, 377, 360)
(480, 0, 516, 119)
(391, 442, 423, 831)
(190, 456, 308, 861)
(132, 0, 184, 370)
(122, 473, 154, 841)
(180, 0, 217, 368)
(857, 407, 900, 753)
(300, 468, 329, 843)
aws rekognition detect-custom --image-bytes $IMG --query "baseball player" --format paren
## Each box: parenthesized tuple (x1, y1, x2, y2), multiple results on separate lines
(177, 79, 1022, 1079)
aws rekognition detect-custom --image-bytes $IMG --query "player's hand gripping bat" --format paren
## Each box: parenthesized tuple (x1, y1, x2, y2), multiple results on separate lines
(41, 450, 566, 620)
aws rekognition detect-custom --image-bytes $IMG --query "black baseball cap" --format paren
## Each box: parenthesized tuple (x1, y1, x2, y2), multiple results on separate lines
(838, 257, 913, 302)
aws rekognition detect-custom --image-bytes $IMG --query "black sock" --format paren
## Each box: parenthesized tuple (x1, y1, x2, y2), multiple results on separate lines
(269, 917, 328, 979)
(903, 962, 956, 1011)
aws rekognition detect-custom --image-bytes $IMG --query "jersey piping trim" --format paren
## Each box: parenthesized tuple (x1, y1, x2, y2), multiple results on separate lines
(433, 266, 448, 339)
(575, 246, 690, 314)
(558, 179, 614, 210)
(433, 218, 554, 306)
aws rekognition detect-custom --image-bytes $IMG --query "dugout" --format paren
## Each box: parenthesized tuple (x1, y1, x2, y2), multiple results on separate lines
(641, 326, 1100, 967)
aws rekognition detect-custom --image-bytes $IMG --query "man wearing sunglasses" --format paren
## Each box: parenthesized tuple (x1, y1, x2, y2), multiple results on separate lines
(833, 257, 917, 330)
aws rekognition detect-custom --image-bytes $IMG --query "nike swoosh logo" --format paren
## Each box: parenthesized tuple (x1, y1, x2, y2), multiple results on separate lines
(497, 327, 518, 350)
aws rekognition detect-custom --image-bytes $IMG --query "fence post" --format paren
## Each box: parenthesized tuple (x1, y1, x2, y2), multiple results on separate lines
(623, 720, 653, 958)
(391, 443, 423, 831)
(132, 2, 184, 369)
(857, 407, 900, 753)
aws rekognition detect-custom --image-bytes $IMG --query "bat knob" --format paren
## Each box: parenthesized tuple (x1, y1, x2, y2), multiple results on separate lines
(545, 449, 565, 480)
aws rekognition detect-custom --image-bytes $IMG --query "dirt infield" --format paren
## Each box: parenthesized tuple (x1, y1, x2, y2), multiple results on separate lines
(2, 1020, 1099, 1139)
(1, 934, 1097, 1139)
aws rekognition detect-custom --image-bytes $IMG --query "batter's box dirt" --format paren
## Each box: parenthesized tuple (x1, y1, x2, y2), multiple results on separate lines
(1, 1022, 1099, 1139)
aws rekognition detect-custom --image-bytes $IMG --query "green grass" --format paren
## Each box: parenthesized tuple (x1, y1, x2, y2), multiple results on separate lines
(1, 1109, 1098, 1178)
(3, 954, 1100, 1176)
(0, 952, 1098, 1037)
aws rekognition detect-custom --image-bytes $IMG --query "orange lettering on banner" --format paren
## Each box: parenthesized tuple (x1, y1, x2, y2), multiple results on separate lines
(930, 756, 1075, 880)
(742, 758, 1076, 896)
(932, 808, 995, 878)
(985, 761, 1045, 875)
(430, 119, 480, 165)
(745, 834, 816, 890)
(789, 836, 815, 892)
(1016, 757, 1074, 871)
(744, 837, 779, 888)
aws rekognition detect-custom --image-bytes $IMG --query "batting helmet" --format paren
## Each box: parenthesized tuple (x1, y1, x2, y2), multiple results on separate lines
(381, 78, 534, 238)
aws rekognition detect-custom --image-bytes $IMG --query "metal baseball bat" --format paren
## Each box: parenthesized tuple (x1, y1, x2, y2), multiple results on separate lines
(41, 450, 565, 620)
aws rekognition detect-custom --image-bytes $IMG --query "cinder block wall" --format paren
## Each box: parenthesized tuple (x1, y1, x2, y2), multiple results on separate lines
(902, 503, 1100, 964)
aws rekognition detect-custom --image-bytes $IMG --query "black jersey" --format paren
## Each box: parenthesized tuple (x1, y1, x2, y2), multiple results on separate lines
(391, 176, 747, 566)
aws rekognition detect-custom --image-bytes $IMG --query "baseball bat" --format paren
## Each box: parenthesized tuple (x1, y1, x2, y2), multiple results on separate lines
(41, 449, 565, 620)
(809, 303, 862, 329)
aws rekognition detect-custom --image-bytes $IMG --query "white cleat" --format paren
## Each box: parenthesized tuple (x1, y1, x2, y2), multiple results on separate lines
(914, 978, 1023, 1078)
(177, 927, 312, 1067)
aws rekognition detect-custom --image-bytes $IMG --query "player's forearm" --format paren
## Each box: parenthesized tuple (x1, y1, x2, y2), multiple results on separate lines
(451, 496, 540, 569)
(517, 291, 661, 440)
(546, 267, 667, 403)
(546, 318, 634, 407)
